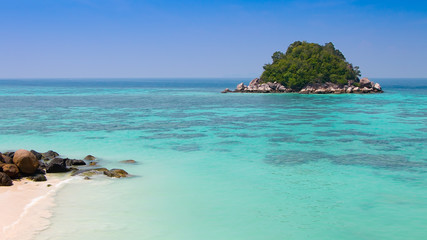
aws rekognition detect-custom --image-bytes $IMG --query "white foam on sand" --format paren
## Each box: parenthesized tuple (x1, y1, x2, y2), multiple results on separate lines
(0, 175, 73, 240)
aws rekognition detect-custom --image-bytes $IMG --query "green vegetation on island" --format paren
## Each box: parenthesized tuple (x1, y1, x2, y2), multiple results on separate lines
(260, 41, 361, 90)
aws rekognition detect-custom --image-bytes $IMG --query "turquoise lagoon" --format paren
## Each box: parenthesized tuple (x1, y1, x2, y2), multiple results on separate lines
(0, 78, 426, 240)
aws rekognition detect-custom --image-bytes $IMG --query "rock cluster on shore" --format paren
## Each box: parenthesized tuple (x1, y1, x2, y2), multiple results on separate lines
(222, 78, 383, 94)
(0, 149, 131, 186)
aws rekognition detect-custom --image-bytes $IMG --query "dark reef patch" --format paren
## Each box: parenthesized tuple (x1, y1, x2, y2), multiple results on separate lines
(314, 130, 376, 138)
(171, 143, 201, 152)
(343, 120, 370, 126)
(217, 140, 243, 145)
(330, 154, 427, 171)
(265, 151, 332, 166)
(141, 133, 207, 140)
(264, 151, 427, 172)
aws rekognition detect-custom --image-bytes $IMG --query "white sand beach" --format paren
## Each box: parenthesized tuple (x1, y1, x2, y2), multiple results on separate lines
(0, 176, 71, 240)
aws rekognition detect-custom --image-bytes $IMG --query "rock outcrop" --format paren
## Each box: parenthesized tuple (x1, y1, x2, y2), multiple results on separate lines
(1, 148, 131, 186)
(222, 78, 382, 94)
(13, 149, 40, 174)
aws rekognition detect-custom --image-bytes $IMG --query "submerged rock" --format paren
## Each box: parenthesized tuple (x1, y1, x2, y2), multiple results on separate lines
(105, 169, 129, 178)
(120, 160, 136, 164)
(72, 168, 109, 177)
(13, 149, 40, 174)
(84, 155, 96, 161)
(0, 172, 13, 186)
(73, 167, 129, 178)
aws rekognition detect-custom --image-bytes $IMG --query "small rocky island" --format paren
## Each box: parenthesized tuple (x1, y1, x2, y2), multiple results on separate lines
(222, 41, 383, 94)
(0, 149, 131, 186)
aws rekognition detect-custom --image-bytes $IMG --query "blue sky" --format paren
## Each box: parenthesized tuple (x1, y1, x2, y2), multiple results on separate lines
(0, 0, 426, 78)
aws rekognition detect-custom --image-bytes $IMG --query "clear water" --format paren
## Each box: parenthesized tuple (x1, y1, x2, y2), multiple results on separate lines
(0, 78, 426, 240)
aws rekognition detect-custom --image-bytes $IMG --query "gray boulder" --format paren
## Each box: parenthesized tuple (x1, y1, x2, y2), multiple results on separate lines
(46, 158, 69, 173)
(249, 78, 261, 87)
(65, 159, 86, 166)
(42, 150, 59, 160)
(373, 83, 382, 91)
(359, 78, 373, 88)
(236, 82, 246, 91)
(31, 150, 43, 160)
(29, 174, 47, 182)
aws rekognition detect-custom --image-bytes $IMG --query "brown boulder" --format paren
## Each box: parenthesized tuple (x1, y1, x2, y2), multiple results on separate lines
(2, 164, 19, 178)
(0, 172, 13, 186)
(2, 154, 13, 164)
(13, 149, 39, 174)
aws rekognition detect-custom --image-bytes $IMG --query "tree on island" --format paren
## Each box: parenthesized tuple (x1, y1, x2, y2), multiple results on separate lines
(260, 41, 361, 90)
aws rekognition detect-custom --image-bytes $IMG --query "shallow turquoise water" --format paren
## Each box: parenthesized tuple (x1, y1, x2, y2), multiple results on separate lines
(0, 79, 426, 240)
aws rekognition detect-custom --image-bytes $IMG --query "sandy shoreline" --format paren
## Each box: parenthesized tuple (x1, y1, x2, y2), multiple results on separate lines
(0, 175, 72, 240)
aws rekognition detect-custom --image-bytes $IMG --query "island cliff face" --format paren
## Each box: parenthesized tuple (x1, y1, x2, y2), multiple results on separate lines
(222, 41, 383, 94)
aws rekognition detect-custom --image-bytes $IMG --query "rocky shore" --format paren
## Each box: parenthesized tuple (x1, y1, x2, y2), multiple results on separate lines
(222, 77, 383, 94)
(0, 149, 131, 186)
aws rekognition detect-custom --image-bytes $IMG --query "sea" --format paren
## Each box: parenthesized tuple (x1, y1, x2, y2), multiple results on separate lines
(0, 78, 426, 240)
